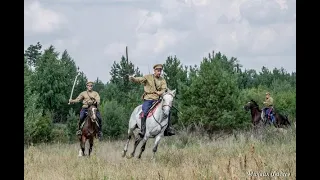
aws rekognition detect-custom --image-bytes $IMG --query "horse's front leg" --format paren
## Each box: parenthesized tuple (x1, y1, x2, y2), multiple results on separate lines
(122, 128, 134, 158)
(79, 136, 86, 156)
(151, 134, 163, 160)
(89, 137, 94, 156)
(137, 135, 149, 159)
(127, 136, 142, 159)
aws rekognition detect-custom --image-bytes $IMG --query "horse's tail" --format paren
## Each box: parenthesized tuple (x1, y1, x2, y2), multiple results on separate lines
(284, 114, 291, 126)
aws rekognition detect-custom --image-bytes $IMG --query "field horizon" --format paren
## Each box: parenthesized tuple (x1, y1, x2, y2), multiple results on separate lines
(24, 127, 296, 180)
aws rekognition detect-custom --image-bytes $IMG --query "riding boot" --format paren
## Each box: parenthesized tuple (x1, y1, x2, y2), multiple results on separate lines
(271, 115, 275, 123)
(164, 112, 175, 136)
(139, 116, 147, 138)
(98, 119, 102, 140)
(76, 121, 82, 135)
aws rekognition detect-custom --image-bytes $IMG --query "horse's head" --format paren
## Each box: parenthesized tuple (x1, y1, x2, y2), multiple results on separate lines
(243, 99, 259, 111)
(161, 88, 176, 115)
(87, 102, 98, 122)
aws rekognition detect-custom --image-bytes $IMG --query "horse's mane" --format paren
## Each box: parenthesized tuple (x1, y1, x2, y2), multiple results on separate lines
(250, 99, 258, 106)
(250, 99, 261, 112)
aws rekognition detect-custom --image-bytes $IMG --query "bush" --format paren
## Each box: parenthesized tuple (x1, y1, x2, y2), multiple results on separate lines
(51, 123, 69, 143)
(178, 56, 243, 131)
(100, 100, 129, 139)
(24, 93, 53, 145)
(66, 108, 79, 143)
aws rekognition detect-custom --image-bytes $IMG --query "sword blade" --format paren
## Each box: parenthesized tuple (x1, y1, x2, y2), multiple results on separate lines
(68, 72, 80, 104)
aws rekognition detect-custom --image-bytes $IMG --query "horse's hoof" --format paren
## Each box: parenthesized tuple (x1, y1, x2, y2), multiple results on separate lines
(126, 154, 133, 159)
(121, 151, 126, 158)
(78, 150, 83, 157)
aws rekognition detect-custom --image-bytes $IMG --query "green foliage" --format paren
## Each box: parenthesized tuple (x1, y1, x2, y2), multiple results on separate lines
(178, 53, 244, 130)
(24, 41, 42, 67)
(24, 93, 53, 144)
(163, 56, 188, 124)
(51, 123, 69, 143)
(100, 100, 128, 139)
(66, 108, 79, 143)
(239, 85, 269, 105)
(272, 91, 296, 120)
(106, 56, 143, 107)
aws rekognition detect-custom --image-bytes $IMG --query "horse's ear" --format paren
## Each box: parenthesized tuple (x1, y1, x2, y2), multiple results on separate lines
(171, 89, 176, 96)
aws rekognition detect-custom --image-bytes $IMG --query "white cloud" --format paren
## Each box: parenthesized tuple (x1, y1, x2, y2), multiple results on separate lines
(133, 29, 188, 56)
(136, 11, 163, 33)
(274, 0, 289, 10)
(104, 42, 128, 59)
(24, 0, 67, 35)
(24, 0, 296, 83)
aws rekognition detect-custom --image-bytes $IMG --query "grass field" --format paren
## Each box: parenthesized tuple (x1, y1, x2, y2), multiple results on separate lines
(24, 126, 296, 180)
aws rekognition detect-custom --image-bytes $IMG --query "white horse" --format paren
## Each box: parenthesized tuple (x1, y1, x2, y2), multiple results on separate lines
(121, 89, 176, 160)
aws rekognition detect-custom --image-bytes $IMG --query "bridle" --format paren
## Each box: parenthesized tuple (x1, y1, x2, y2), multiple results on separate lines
(161, 92, 174, 109)
(88, 105, 97, 123)
(151, 92, 175, 129)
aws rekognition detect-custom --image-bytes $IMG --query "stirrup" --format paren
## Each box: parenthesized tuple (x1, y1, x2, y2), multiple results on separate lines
(167, 129, 175, 135)
(76, 130, 82, 135)
(139, 131, 145, 137)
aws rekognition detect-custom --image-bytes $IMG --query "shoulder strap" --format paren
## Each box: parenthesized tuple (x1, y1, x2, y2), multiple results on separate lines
(87, 91, 94, 100)
(152, 74, 159, 91)
(86, 91, 97, 106)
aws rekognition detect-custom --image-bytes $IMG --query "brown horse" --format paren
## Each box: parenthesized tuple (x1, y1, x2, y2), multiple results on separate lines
(243, 100, 262, 126)
(78, 103, 99, 157)
(244, 100, 291, 128)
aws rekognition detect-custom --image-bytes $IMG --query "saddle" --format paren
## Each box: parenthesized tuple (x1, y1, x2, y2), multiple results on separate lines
(139, 99, 162, 119)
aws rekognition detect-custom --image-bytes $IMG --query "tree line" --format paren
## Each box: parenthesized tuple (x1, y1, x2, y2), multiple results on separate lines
(24, 42, 296, 145)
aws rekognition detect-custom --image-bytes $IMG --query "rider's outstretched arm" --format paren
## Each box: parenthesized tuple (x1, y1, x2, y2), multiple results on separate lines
(129, 76, 147, 85)
(72, 92, 84, 103)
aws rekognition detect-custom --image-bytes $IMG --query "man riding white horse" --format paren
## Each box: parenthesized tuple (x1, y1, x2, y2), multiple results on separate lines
(129, 64, 175, 137)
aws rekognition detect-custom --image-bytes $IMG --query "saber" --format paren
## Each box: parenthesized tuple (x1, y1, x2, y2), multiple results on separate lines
(172, 105, 183, 115)
(126, 46, 129, 63)
(125, 46, 136, 77)
(68, 67, 80, 105)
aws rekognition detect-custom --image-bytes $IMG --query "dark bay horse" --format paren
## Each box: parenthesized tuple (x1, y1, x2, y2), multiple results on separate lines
(243, 100, 262, 126)
(244, 100, 291, 128)
(78, 103, 99, 157)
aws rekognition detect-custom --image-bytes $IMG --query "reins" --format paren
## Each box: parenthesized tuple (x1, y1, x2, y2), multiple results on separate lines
(151, 92, 174, 129)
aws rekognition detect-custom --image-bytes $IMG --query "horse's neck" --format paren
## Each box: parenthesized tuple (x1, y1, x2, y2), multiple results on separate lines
(85, 117, 93, 128)
(153, 100, 165, 121)
(250, 108, 260, 117)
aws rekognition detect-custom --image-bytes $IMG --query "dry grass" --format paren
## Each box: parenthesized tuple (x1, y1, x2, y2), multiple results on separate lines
(24, 127, 296, 180)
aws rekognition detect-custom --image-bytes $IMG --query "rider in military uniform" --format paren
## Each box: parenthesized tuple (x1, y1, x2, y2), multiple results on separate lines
(129, 64, 175, 137)
(262, 92, 275, 122)
(69, 81, 103, 138)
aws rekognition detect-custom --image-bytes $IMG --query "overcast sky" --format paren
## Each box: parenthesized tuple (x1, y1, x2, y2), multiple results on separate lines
(24, 0, 296, 84)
